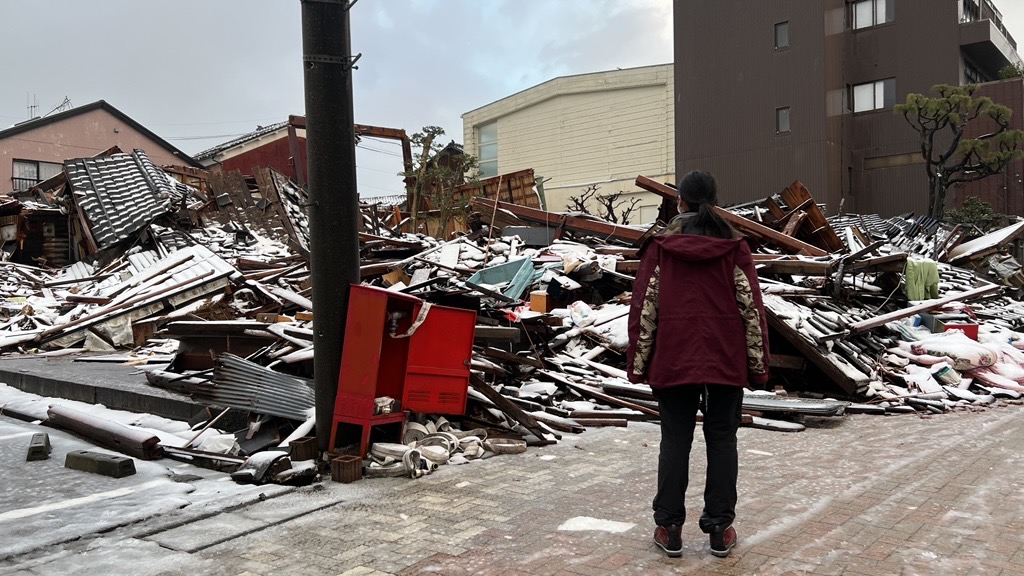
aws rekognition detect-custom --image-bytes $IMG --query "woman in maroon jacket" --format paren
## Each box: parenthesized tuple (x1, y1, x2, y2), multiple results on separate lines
(626, 171, 770, 559)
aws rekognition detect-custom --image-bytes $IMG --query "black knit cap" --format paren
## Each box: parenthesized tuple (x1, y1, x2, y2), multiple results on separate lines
(676, 170, 718, 206)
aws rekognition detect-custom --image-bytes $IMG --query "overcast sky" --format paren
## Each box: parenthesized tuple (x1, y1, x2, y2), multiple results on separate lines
(1, 1, 1022, 198)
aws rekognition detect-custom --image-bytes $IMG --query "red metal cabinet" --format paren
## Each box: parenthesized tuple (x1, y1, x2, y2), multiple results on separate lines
(329, 285, 476, 454)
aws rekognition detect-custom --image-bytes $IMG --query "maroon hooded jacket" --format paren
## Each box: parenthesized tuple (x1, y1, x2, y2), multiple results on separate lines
(625, 231, 770, 390)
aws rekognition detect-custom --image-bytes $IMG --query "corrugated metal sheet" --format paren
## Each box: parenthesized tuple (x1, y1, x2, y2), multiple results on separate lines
(198, 353, 315, 421)
(91, 245, 237, 300)
(64, 149, 171, 250)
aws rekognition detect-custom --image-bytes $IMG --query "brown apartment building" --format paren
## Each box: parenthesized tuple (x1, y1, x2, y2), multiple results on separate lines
(676, 0, 1023, 217)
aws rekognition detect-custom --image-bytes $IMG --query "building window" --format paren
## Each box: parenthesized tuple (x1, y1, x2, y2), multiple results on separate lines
(12, 159, 63, 191)
(964, 61, 983, 84)
(851, 78, 896, 112)
(775, 21, 790, 49)
(851, 0, 893, 30)
(776, 107, 791, 133)
(477, 122, 497, 178)
(963, 0, 979, 23)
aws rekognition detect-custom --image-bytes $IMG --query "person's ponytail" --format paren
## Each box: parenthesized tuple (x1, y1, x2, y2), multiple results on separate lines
(695, 201, 734, 239)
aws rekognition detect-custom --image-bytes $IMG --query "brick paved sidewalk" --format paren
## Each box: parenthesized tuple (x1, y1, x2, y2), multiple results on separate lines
(6, 404, 1024, 576)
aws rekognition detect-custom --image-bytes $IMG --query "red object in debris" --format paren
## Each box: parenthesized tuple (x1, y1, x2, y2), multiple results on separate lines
(943, 323, 978, 340)
(329, 285, 477, 455)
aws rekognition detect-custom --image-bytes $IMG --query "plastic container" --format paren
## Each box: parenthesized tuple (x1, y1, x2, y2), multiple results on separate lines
(942, 323, 978, 340)
(466, 257, 534, 300)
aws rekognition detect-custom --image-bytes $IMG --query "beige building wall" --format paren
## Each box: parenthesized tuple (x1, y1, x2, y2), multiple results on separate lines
(1, 108, 191, 193)
(463, 64, 674, 225)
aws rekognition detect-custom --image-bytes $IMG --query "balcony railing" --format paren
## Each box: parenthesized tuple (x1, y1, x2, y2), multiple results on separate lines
(12, 177, 39, 192)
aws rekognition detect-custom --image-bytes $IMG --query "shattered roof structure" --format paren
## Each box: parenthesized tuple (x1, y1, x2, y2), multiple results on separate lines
(63, 149, 181, 251)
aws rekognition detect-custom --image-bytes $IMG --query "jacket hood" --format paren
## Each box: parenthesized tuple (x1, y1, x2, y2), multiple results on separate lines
(642, 233, 743, 262)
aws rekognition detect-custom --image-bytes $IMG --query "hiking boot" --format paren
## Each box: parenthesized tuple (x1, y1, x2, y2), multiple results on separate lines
(654, 524, 683, 557)
(709, 525, 737, 558)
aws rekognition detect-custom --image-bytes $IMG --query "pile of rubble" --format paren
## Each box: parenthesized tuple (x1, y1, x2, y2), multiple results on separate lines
(4, 147, 1024, 484)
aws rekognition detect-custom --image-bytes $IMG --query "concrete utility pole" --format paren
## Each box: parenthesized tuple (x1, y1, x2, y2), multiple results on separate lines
(301, 0, 360, 450)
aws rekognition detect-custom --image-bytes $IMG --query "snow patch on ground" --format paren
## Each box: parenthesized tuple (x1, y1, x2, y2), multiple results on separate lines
(557, 516, 635, 533)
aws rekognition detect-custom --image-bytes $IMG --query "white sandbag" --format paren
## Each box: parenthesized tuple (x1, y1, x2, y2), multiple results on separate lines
(888, 345, 955, 366)
(968, 367, 1024, 393)
(906, 332, 998, 371)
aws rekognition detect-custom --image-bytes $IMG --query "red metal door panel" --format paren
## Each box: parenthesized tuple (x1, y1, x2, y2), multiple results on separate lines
(403, 303, 476, 414)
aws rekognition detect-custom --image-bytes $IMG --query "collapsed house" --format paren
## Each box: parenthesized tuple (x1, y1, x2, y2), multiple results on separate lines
(3, 145, 1024, 484)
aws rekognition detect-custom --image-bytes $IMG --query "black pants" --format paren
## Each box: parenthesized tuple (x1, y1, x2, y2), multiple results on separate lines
(653, 384, 744, 533)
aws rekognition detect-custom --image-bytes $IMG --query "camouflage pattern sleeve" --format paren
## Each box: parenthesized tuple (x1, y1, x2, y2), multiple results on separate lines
(733, 265, 767, 381)
(631, 264, 660, 379)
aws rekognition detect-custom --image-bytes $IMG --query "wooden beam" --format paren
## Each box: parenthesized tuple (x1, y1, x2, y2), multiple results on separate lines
(537, 370, 661, 417)
(469, 374, 555, 443)
(471, 197, 645, 243)
(634, 174, 827, 256)
(634, 175, 677, 200)
(779, 180, 845, 251)
(766, 310, 859, 395)
(844, 253, 909, 274)
(714, 209, 828, 256)
(753, 257, 833, 275)
(848, 284, 1002, 334)
(769, 354, 807, 371)
(479, 346, 545, 368)
(781, 211, 809, 236)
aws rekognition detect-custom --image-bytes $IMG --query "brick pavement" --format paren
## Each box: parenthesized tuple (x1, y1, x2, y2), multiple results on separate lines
(4, 404, 1024, 575)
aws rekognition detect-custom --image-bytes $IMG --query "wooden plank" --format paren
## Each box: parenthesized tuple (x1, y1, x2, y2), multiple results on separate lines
(479, 346, 545, 368)
(844, 252, 909, 274)
(763, 196, 786, 223)
(782, 211, 809, 236)
(469, 374, 555, 443)
(571, 418, 629, 427)
(473, 325, 521, 341)
(766, 310, 859, 395)
(634, 175, 677, 200)
(848, 284, 1002, 334)
(635, 174, 827, 255)
(769, 354, 807, 371)
(471, 198, 645, 244)
(714, 209, 828, 256)
(569, 410, 653, 422)
(753, 258, 832, 275)
(537, 370, 661, 417)
(774, 198, 814, 229)
(779, 180, 844, 251)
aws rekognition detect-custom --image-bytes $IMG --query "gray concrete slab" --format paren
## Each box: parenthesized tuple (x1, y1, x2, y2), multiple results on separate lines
(0, 355, 201, 421)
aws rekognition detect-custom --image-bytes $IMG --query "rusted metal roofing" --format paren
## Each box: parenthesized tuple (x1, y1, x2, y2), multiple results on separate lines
(64, 149, 174, 250)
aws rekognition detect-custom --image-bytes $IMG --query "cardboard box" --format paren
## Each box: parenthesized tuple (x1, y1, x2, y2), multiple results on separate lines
(530, 290, 553, 313)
